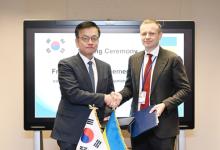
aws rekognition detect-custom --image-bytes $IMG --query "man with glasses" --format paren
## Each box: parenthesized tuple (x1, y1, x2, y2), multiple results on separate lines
(51, 21, 118, 150)
(113, 19, 191, 150)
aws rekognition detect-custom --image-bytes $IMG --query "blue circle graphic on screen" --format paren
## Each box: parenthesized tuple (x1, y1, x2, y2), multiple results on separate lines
(51, 41, 60, 51)
(81, 128, 94, 143)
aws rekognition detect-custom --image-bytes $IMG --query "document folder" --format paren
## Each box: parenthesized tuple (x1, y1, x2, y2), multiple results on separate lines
(131, 105, 159, 137)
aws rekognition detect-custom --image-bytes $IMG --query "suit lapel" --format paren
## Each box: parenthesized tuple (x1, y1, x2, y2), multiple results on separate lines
(134, 51, 145, 94)
(76, 54, 94, 91)
(94, 58, 102, 92)
(151, 49, 168, 94)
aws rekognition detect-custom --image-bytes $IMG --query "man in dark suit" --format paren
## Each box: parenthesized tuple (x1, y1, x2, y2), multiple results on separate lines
(113, 19, 191, 150)
(51, 21, 117, 150)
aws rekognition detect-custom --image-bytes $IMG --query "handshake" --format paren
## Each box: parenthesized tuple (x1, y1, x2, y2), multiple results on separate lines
(104, 92, 122, 109)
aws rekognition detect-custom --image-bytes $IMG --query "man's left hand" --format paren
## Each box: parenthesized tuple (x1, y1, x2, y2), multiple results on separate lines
(149, 103, 166, 117)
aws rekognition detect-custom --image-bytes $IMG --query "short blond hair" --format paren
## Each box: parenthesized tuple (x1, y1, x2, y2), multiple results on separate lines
(140, 19, 162, 33)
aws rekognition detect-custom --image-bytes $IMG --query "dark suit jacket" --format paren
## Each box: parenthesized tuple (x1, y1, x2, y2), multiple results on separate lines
(120, 48, 191, 138)
(51, 53, 114, 144)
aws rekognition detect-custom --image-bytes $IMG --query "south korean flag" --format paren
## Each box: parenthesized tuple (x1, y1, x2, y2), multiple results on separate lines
(76, 108, 108, 150)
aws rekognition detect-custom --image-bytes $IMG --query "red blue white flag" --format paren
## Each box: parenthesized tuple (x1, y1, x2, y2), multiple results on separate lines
(76, 109, 108, 150)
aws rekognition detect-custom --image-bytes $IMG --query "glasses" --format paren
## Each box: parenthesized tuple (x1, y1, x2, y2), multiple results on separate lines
(79, 35, 99, 43)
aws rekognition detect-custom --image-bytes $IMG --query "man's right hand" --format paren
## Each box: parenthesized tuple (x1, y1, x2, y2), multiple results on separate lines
(104, 93, 121, 109)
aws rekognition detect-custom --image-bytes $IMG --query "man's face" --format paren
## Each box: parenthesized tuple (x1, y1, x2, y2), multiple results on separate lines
(140, 23, 162, 52)
(75, 27, 99, 59)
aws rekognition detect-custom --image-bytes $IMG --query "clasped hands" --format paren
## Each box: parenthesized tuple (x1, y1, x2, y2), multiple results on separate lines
(104, 92, 122, 109)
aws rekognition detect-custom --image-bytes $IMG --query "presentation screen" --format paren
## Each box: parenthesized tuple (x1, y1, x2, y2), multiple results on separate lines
(24, 20, 194, 130)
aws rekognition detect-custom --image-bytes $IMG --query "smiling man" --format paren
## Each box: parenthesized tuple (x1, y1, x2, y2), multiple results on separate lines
(114, 19, 191, 150)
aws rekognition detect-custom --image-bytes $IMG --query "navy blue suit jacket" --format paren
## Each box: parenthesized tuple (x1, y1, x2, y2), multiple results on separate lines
(51, 53, 114, 144)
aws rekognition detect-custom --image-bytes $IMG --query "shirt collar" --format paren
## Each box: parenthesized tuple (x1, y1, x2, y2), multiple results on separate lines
(79, 52, 95, 65)
(145, 45, 160, 57)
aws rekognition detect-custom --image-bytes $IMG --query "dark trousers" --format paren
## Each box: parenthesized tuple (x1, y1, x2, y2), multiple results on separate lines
(57, 140, 77, 150)
(131, 131, 176, 150)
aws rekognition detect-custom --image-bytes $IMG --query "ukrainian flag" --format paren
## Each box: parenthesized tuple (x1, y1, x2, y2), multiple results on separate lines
(103, 111, 127, 150)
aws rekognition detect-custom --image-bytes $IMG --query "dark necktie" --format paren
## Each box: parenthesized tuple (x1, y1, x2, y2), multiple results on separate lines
(88, 61, 95, 92)
(140, 54, 153, 110)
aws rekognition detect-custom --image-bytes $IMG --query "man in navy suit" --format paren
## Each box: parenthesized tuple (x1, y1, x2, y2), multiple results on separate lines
(113, 19, 191, 150)
(51, 21, 117, 150)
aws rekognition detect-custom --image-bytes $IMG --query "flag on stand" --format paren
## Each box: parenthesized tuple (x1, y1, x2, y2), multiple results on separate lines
(76, 109, 108, 150)
(103, 111, 127, 150)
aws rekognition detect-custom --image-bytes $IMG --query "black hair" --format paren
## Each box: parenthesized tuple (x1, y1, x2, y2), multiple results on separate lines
(75, 21, 101, 38)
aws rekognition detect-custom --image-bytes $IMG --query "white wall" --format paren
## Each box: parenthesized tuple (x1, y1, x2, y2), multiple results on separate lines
(0, 0, 220, 149)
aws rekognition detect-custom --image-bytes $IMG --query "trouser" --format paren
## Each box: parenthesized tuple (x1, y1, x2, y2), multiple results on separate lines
(131, 130, 176, 150)
(57, 140, 77, 150)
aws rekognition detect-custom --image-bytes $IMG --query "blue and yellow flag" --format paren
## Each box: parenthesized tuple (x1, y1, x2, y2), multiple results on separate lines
(103, 111, 127, 150)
